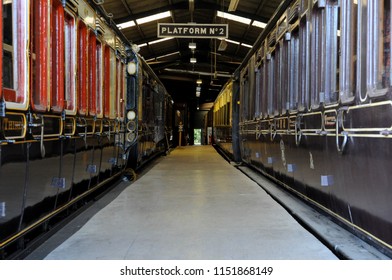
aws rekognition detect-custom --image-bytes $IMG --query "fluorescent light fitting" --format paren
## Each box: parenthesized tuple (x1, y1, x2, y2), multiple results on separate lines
(157, 51, 180, 60)
(252, 20, 267, 29)
(241, 43, 252, 48)
(136, 11, 171, 25)
(217, 11, 251, 25)
(226, 39, 240, 45)
(190, 57, 197, 63)
(228, 0, 239, 12)
(149, 37, 174, 45)
(117, 20, 136, 29)
(189, 42, 197, 49)
(138, 43, 148, 48)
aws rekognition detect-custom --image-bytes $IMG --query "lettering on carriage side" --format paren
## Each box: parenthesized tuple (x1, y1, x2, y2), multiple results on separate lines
(324, 115, 336, 125)
(2, 114, 25, 138)
(3, 118, 24, 131)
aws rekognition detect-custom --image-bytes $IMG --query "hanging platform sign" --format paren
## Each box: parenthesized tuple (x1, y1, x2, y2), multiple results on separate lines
(158, 23, 228, 38)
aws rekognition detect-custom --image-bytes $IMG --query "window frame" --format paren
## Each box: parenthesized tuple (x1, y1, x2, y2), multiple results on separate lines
(3, 0, 29, 110)
(30, 0, 50, 112)
(323, 0, 340, 107)
(298, 15, 310, 112)
(95, 38, 103, 118)
(50, 0, 65, 113)
(310, 4, 325, 110)
(289, 24, 300, 113)
(77, 20, 88, 115)
(365, 0, 391, 99)
(339, 0, 357, 104)
(64, 10, 77, 115)
(103, 45, 117, 119)
(88, 30, 97, 116)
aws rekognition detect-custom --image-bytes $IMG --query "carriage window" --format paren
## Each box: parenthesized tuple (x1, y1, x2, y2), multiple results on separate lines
(104, 47, 117, 119)
(300, 0, 309, 13)
(3, 2, 13, 90)
(31, 0, 49, 111)
(260, 59, 268, 117)
(96, 41, 103, 117)
(340, 0, 357, 104)
(298, 16, 309, 111)
(116, 59, 124, 119)
(310, 5, 325, 109)
(289, 28, 299, 112)
(109, 51, 117, 119)
(78, 22, 88, 115)
(266, 53, 275, 116)
(64, 12, 76, 114)
(248, 58, 256, 119)
(119, 63, 126, 119)
(281, 39, 289, 114)
(88, 32, 97, 116)
(273, 46, 281, 116)
(255, 65, 262, 118)
(2, 1, 28, 107)
(366, 0, 391, 98)
(226, 102, 231, 125)
(324, 0, 340, 105)
(51, 0, 65, 113)
(240, 69, 249, 122)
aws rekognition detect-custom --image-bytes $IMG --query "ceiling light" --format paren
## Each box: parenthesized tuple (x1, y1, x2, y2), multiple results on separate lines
(138, 43, 148, 48)
(117, 20, 136, 30)
(228, 0, 239, 12)
(241, 43, 252, 48)
(189, 42, 196, 49)
(149, 37, 174, 45)
(196, 79, 202, 84)
(136, 11, 171, 25)
(190, 57, 197, 63)
(196, 91, 200, 97)
(217, 11, 251, 25)
(252, 20, 267, 29)
(226, 38, 240, 45)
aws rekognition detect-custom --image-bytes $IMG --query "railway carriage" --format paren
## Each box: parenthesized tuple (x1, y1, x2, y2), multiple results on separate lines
(214, 0, 392, 256)
(0, 0, 172, 259)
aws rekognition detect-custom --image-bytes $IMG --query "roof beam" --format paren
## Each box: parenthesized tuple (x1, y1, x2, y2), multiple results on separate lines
(115, 0, 269, 24)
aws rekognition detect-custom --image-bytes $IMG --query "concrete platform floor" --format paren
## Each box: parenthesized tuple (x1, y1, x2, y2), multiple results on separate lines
(36, 145, 338, 260)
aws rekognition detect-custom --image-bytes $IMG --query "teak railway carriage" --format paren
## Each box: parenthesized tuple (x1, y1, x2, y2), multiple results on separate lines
(213, 0, 392, 256)
(0, 0, 172, 259)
